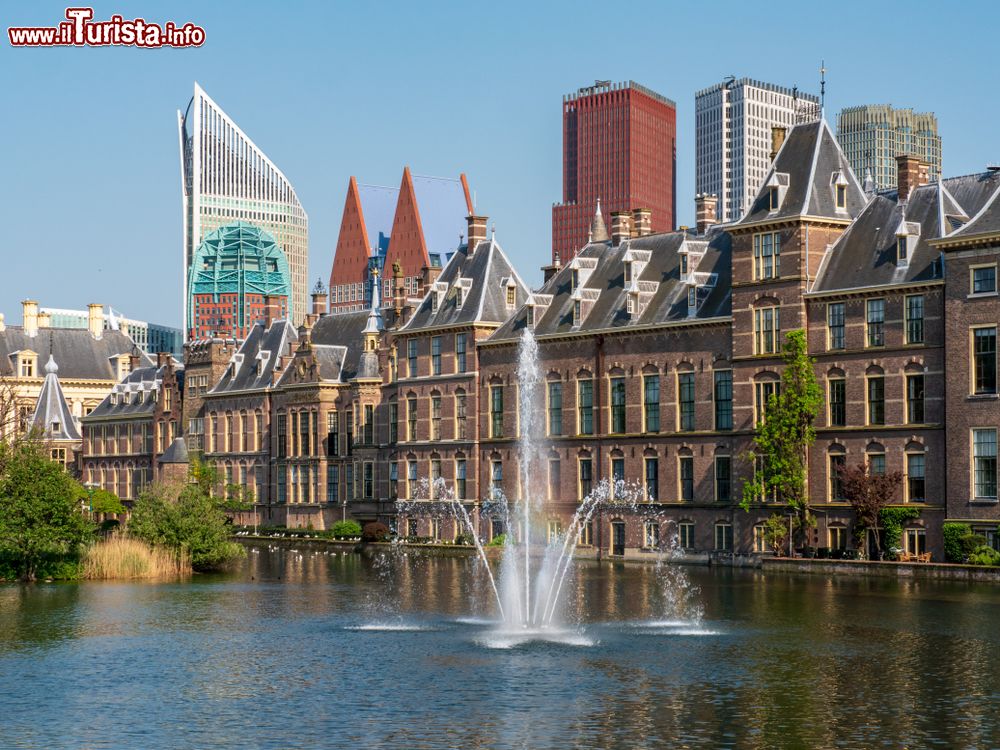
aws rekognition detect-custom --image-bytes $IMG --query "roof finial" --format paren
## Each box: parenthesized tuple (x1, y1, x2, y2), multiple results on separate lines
(491, 224, 496, 241)
(819, 60, 826, 117)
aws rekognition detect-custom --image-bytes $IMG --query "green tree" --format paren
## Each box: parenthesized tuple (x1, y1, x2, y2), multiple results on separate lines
(0, 441, 93, 581)
(86, 488, 125, 515)
(741, 330, 823, 536)
(129, 464, 245, 572)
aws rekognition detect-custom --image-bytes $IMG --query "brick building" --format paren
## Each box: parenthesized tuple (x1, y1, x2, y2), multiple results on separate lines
(552, 81, 677, 265)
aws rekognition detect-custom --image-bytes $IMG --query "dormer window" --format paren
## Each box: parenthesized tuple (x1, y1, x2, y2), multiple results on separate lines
(680, 253, 689, 279)
(455, 288, 464, 310)
(571, 268, 579, 292)
(624, 261, 632, 284)
(51, 421, 60, 434)
(768, 186, 780, 211)
(626, 295, 636, 318)
(836, 184, 847, 210)
(432, 291, 440, 313)
(18, 354, 36, 378)
(505, 286, 516, 308)
(897, 236, 908, 265)
(526, 305, 535, 328)
(573, 300, 581, 326)
(894, 219, 919, 267)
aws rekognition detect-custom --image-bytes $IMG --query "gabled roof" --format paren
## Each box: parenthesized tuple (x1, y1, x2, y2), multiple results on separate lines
(489, 227, 732, 343)
(401, 237, 530, 331)
(211, 320, 298, 394)
(941, 171, 1000, 242)
(0, 327, 149, 380)
(739, 119, 866, 225)
(28, 355, 80, 441)
(305, 311, 370, 381)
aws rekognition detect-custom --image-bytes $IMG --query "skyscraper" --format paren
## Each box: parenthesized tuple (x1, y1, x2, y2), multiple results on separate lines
(836, 105, 942, 191)
(177, 83, 308, 336)
(552, 81, 676, 263)
(695, 78, 819, 223)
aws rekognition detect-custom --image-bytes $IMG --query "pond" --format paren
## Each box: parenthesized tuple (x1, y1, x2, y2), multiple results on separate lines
(1, 543, 999, 749)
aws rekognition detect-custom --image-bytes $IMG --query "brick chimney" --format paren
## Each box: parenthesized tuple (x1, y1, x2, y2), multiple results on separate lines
(263, 295, 282, 328)
(610, 212, 632, 246)
(156, 352, 171, 368)
(129, 349, 142, 371)
(896, 154, 928, 202)
(770, 126, 787, 162)
(631, 208, 652, 237)
(466, 215, 488, 255)
(695, 194, 719, 235)
(87, 303, 103, 339)
(22, 300, 39, 338)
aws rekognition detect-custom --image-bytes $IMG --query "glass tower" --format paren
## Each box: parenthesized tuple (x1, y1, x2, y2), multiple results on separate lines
(177, 83, 308, 338)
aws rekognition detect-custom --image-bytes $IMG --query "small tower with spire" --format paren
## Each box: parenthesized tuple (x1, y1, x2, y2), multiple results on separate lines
(590, 198, 609, 243)
(27, 349, 81, 464)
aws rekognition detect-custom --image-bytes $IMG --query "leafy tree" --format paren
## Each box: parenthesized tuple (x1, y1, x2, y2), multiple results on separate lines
(0, 441, 92, 580)
(837, 462, 902, 560)
(762, 514, 790, 555)
(740, 330, 823, 536)
(86, 488, 125, 515)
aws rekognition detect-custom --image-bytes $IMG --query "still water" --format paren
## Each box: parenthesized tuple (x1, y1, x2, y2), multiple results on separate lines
(2, 543, 999, 749)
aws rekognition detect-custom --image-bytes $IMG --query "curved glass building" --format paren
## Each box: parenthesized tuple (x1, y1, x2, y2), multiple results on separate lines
(178, 83, 308, 337)
(187, 221, 291, 339)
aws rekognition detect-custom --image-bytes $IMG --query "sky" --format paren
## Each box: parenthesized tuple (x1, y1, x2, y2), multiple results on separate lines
(2, 0, 998, 329)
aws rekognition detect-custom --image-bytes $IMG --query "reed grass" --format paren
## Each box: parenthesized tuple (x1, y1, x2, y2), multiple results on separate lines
(81, 536, 190, 580)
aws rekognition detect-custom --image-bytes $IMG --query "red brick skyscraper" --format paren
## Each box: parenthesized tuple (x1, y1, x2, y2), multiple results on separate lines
(552, 80, 677, 263)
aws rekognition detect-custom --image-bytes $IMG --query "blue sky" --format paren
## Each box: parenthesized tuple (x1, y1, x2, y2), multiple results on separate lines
(2, 0, 998, 328)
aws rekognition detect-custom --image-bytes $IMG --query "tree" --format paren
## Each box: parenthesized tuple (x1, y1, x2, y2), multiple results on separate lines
(837, 461, 902, 560)
(762, 514, 790, 555)
(0, 440, 93, 580)
(741, 330, 824, 537)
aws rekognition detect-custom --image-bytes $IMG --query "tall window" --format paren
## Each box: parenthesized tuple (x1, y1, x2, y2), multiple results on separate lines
(866, 299, 885, 347)
(431, 396, 442, 440)
(972, 265, 997, 294)
(327, 411, 339, 456)
(973, 429, 998, 500)
(388, 462, 397, 499)
(754, 307, 780, 354)
(643, 375, 660, 432)
(388, 402, 398, 444)
(644, 457, 658, 501)
(276, 414, 287, 458)
(548, 381, 563, 436)
(455, 392, 467, 440)
(327, 465, 339, 503)
(455, 333, 468, 373)
(429, 459, 441, 499)
(905, 295, 924, 344)
(678, 373, 695, 431)
(714, 523, 733, 551)
(715, 456, 731, 502)
(868, 452, 886, 476)
(407, 397, 417, 441)
(610, 377, 626, 434)
(753, 232, 781, 279)
(679, 456, 694, 501)
(548, 459, 560, 501)
(827, 303, 845, 350)
(345, 464, 354, 500)
(407, 460, 418, 499)
(830, 454, 846, 500)
(644, 522, 660, 550)
(407, 339, 418, 378)
(490, 385, 504, 438)
(867, 376, 885, 425)
(829, 379, 846, 426)
(431, 336, 442, 375)
(490, 460, 503, 499)
(363, 462, 374, 499)
(577, 379, 594, 435)
(679, 522, 694, 550)
(611, 458, 625, 497)
(363, 404, 374, 445)
(346, 411, 354, 455)
(973, 327, 997, 394)
(579, 458, 593, 500)
(906, 375, 925, 424)
(907, 453, 925, 502)
(714, 370, 733, 430)
(755, 381, 780, 424)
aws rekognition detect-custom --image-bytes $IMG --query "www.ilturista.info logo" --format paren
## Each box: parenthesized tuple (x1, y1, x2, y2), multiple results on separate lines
(8, 7, 205, 48)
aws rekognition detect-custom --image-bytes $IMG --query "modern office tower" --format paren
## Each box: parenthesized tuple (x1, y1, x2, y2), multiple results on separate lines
(41, 306, 183, 356)
(551, 81, 676, 264)
(177, 83, 308, 335)
(836, 105, 942, 191)
(329, 168, 473, 314)
(186, 221, 291, 340)
(695, 78, 820, 223)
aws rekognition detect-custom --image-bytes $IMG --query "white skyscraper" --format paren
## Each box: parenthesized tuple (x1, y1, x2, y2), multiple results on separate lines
(695, 78, 820, 223)
(177, 83, 308, 337)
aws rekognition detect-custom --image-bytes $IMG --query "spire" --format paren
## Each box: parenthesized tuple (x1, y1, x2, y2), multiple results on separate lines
(363, 266, 384, 335)
(590, 198, 609, 242)
(863, 167, 875, 197)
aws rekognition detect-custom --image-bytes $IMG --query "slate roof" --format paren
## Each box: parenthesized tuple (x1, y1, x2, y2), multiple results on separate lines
(211, 320, 298, 394)
(0, 327, 150, 380)
(159, 437, 189, 464)
(291, 311, 369, 382)
(489, 227, 732, 343)
(402, 238, 531, 332)
(944, 171, 1000, 241)
(739, 119, 866, 225)
(28, 355, 81, 441)
(85, 361, 182, 420)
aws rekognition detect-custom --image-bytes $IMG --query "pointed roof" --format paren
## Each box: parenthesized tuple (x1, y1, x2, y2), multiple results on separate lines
(159, 437, 189, 464)
(28, 354, 81, 441)
(590, 199, 609, 242)
(739, 119, 866, 226)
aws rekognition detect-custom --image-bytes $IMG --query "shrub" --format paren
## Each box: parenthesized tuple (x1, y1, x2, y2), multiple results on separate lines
(362, 521, 389, 543)
(82, 536, 189, 579)
(943, 522, 972, 563)
(878, 507, 921, 556)
(968, 545, 1000, 567)
(454, 532, 474, 546)
(331, 520, 362, 538)
(487, 533, 508, 547)
(960, 534, 987, 561)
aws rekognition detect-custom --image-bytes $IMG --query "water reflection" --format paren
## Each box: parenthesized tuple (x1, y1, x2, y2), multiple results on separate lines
(2, 544, 1000, 749)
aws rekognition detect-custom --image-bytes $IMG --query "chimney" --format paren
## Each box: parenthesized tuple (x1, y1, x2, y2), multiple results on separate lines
(610, 212, 632, 246)
(87, 303, 103, 339)
(0, 313, 5, 332)
(896, 154, 928, 202)
(157, 352, 171, 368)
(770, 126, 787, 162)
(392, 259, 404, 319)
(263, 295, 282, 328)
(695, 194, 719, 235)
(466, 215, 488, 254)
(22, 300, 39, 338)
(422, 264, 441, 291)
(311, 282, 328, 317)
(129, 349, 142, 371)
(37, 311, 51, 329)
(631, 208, 652, 237)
